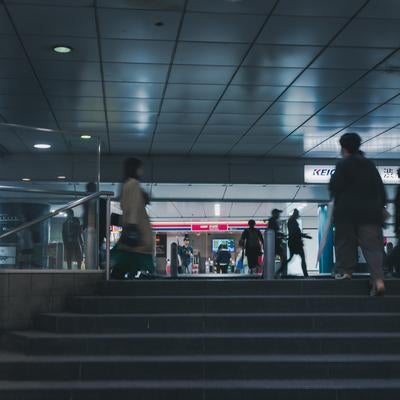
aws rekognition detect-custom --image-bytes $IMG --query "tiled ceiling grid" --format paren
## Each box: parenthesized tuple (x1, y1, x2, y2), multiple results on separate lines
(1, 0, 400, 158)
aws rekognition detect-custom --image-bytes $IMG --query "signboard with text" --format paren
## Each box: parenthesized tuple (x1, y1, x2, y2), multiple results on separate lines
(305, 165, 400, 184)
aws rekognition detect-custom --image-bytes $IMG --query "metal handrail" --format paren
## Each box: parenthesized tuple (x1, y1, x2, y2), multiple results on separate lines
(0, 185, 89, 196)
(0, 191, 113, 240)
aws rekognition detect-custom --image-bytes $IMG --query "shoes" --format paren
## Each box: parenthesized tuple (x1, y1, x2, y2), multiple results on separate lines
(370, 279, 386, 297)
(335, 273, 352, 280)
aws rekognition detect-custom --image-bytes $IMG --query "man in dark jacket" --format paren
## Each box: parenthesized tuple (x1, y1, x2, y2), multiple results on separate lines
(240, 220, 264, 272)
(395, 168, 400, 238)
(268, 209, 288, 278)
(329, 133, 386, 295)
(287, 209, 311, 277)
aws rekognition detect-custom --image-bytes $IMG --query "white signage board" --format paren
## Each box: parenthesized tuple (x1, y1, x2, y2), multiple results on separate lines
(304, 165, 336, 183)
(305, 165, 400, 184)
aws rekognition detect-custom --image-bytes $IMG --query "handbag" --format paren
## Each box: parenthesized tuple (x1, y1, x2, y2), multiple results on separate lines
(119, 224, 141, 247)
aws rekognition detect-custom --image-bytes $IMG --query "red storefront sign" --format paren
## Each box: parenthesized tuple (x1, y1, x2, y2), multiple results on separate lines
(191, 223, 228, 231)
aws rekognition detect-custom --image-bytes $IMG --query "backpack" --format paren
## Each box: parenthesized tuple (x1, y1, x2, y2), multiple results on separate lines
(246, 228, 261, 251)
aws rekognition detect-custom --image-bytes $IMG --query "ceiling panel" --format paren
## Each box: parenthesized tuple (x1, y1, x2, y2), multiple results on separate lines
(180, 13, 265, 43)
(165, 84, 225, 100)
(268, 101, 324, 115)
(174, 42, 247, 66)
(106, 98, 160, 112)
(103, 63, 168, 83)
(97, 0, 185, 10)
(101, 39, 174, 63)
(0, 6, 15, 34)
(105, 82, 164, 98)
(207, 114, 258, 126)
(8, 4, 96, 37)
(0, 35, 25, 58)
(169, 65, 235, 85)
(334, 19, 400, 48)
(228, 202, 260, 218)
(358, 0, 400, 19)
(232, 67, 302, 86)
(311, 47, 394, 69)
(336, 87, 400, 104)
(108, 111, 157, 124)
(0, 59, 34, 79)
(34, 60, 101, 81)
(41, 80, 103, 97)
(108, 123, 155, 134)
(293, 69, 364, 88)
(279, 86, 343, 102)
(157, 113, 208, 125)
(244, 45, 322, 68)
(50, 96, 104, 111)
(161, 99, 215, 113)
(155, 124, 202, 135)
(275, 0, 365, 17)
(187, 0, 276, 14)
(258, 16, 346, 46)
(54, 110, 105, 123)
(223, 85, 285, 101)
(98, 8, 180, 40)
(201, 125, 247, 136)
(214, 100, 270, 115)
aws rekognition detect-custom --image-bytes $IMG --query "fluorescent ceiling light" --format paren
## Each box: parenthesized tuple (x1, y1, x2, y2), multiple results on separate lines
(80, 135, 92, 139)
(34, 143, 51, 149)
(22, 178, 31, 182)
(57, 176, 66, 180)
(53, 45, 72, 54)
(214, 203, 221, 217)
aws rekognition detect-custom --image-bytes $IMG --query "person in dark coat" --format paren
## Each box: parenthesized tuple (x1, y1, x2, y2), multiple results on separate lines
(268, 209, 288, 278)
(395, 168, 400, 239)
(329, 132, 386, 296)
(287, 209, 311, 277)
(240, 220, 264, 272)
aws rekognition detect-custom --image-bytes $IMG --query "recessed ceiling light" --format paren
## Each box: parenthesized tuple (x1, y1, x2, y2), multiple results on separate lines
(22, 178, 31, 182)
(57, 176, 66, 180)
(34, 143, 51, 149)
(53, 45, 72, 54)
(80, 135, 92, 140)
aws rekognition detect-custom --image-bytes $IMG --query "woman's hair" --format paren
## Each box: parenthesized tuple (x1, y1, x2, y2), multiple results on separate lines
(123, 157, 143, 181)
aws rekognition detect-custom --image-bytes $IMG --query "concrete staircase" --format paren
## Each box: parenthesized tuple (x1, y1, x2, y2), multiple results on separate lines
(2, 279, 400, 399)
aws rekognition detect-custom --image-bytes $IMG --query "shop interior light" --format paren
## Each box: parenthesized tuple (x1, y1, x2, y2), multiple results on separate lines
(34, 143, 51, 149)
(214, 204, 221, 217)
(53, 45, 72, 54)
(22, 178, 31, 182)
(80, 135, 92, 139)
(57, 176, 66, 180)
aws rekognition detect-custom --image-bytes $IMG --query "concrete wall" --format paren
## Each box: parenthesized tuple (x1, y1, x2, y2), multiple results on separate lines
(0, 271, 104, 331)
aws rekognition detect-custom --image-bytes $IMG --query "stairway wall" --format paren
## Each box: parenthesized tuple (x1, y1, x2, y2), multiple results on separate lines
(0, 271, 104, 331)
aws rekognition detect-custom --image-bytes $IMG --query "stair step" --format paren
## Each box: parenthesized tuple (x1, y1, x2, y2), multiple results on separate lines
(100, 279, 395, 296)
(70, 295, 399, 313)
(0, 379, 400, 400)
(1, 354, 400, 381)
(8, 331, 400, 356)
(37, 312, 400, 333)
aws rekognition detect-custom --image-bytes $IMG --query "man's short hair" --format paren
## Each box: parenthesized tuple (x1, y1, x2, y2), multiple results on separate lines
(339, 133, 361, 154)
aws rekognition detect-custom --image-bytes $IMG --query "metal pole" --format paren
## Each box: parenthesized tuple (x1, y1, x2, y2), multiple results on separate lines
(170, 242, 178, 278)
(96, 137, 101, 191)
(263, 228, 276, 280)
(105, 197, 111, 280)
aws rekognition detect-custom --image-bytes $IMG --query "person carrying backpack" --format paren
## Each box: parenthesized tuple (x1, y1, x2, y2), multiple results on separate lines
(240, 220, 264, 273)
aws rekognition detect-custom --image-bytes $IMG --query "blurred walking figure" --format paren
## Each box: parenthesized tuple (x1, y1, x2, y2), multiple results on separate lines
(329, 133, 386, 296)
(62, 209, 83, 270)
(287, 209, 312, 277)
(240, 220, 264, 273)
(110, 157, 154, 279)
(179, 236, 193, 274)
(268, 209, 287, 278)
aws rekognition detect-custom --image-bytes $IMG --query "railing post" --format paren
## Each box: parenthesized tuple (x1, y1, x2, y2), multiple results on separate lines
(263, 228, 276, 280)
(170, 242, 178, 278)
(105, 197, 111, 280)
